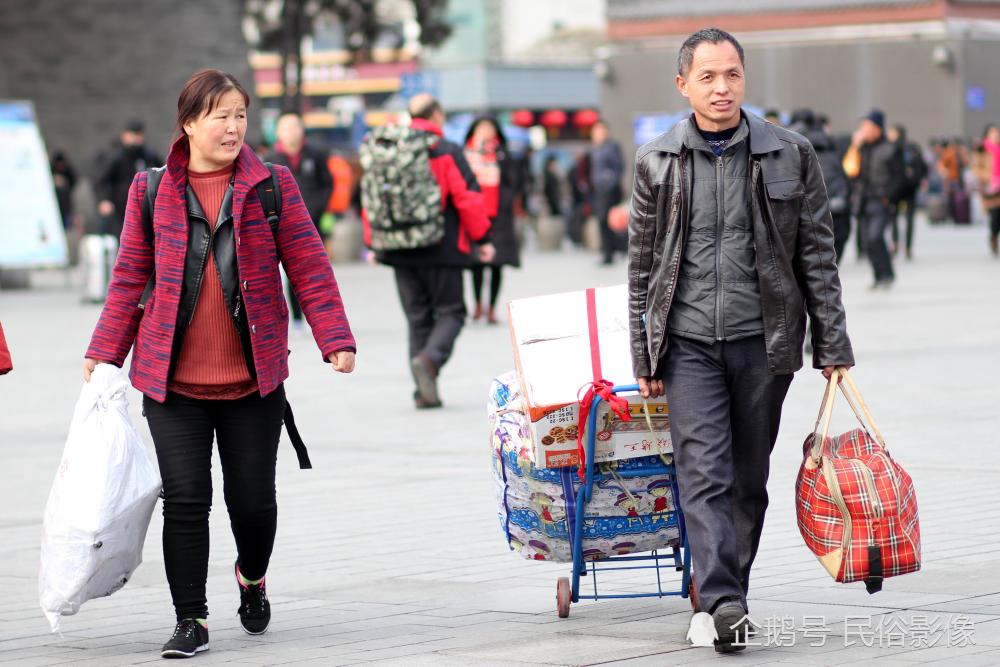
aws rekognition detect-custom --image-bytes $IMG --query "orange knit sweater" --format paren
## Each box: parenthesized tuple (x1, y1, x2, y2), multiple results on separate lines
(169, 165, 258, 400)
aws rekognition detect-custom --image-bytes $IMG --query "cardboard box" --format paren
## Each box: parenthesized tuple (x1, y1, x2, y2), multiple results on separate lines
(508, 284, 672, 468)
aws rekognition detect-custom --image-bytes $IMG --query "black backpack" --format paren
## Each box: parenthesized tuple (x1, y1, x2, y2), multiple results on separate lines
(901, 144, 928, 194)
(138, 163, 281, 308)
(138, 164, 313, 470)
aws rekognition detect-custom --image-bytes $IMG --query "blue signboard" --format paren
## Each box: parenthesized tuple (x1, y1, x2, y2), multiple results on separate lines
(400, 71, 441, 100)
(967, 86, 987, 112)
(0, 100, 67, 268)
(633, 113, 683, 147)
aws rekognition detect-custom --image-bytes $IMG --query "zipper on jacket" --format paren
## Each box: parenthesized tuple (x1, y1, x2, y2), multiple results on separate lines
(715, 155, 724, 341)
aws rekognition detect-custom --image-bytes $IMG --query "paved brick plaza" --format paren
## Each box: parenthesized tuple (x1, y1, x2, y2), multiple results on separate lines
(1, 217, 998, 665)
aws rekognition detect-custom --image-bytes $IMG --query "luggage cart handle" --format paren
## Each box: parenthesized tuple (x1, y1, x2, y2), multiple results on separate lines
(582, 384, 641, 503)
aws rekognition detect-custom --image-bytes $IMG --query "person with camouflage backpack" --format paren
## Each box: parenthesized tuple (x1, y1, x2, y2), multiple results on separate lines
(362, 94, 493, 409)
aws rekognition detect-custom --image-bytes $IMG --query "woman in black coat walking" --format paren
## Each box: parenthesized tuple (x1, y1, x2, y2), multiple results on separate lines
(463, 116, 520, 324)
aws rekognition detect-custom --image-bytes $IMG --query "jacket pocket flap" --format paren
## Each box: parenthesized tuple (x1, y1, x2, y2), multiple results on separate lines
(766, 179, 804, 200)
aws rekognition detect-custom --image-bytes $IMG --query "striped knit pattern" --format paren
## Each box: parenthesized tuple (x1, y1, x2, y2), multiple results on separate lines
(169, 166, 256, 399)
(86, 139, 356, 403)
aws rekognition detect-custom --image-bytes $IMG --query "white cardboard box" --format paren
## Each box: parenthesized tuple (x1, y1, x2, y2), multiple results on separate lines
(508, 284, 672, 468)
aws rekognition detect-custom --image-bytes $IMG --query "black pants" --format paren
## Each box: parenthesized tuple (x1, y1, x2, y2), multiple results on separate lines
(832, 210, 851, 264)
(288, 284, 303, 322)
(393, 265, 465, 373)
(860, 198, 895, 283)
(470, 265, 503, 309)
(990, 207, 1000, 240)
(892, 193, 917, 254)
(143, 387, 286, 621)
(593, 191, 623, 262)
(660, 335, 792, 614)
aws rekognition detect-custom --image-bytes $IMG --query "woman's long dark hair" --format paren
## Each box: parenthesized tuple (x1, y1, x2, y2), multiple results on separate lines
(464, 116, 507, 149)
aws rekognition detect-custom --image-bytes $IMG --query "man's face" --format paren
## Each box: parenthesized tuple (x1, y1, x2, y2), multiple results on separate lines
(887, 127, 900, 143)
(591, 122, 608, 145)
(275, 115, 305, 150)
(676, 41, 745, 131)
(859, 119, 882, 143)
(121, 130, 143, 147)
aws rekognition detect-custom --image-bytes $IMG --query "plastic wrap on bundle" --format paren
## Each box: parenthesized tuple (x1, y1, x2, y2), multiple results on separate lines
(489, 372, 680, 563)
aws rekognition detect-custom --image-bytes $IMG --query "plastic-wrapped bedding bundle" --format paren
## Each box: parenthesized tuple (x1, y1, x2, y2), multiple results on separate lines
(489, 371, 680, 563)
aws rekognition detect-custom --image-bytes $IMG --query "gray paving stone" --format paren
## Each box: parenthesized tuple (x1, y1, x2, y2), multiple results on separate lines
(2, 218, 999, 665)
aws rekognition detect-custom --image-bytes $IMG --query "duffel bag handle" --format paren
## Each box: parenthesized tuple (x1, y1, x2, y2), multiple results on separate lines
(837, 370, 887, 449)
(811, 368, 842, 464)
(811, 368, 888, 465)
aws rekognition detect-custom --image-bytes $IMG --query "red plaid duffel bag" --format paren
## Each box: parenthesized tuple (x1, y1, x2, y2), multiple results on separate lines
(795, 369, 920, 593)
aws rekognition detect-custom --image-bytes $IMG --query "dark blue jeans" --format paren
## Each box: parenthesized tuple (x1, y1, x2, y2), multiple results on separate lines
(143, 386, 285, 621)
(660, 335, 792, 614)
(862, 198, 895, 283)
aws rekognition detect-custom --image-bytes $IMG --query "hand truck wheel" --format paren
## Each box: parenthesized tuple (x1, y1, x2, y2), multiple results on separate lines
(556, 577, 571, 618)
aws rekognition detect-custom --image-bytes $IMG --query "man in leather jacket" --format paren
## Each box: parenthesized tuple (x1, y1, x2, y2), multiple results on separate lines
(626, 28, 854, 651)
(844, 110, 902, 287)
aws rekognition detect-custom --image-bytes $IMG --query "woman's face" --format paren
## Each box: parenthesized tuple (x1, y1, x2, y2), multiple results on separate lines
(472, 121, 497, 146)
(988, 126, 1000, 144)
(183, 89, 247, 170)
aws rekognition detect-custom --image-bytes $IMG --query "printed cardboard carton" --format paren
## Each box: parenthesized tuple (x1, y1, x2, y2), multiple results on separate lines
(507, 285, 671, 467)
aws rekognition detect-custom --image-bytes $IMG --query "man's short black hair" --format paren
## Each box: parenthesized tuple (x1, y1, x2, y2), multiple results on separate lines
(677, 27, 745, 76)
(410, 96, 443, 120)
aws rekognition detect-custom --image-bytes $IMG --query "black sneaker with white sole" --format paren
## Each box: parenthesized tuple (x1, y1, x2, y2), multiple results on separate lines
(236, 562, 271, 635)
(161, 619, 209, 659)
(712, 600, 752, 653)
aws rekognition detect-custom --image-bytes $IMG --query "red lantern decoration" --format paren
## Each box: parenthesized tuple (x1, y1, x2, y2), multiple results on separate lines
(573, 109, 600, 128)
(539, 109, 568, 128)
(511, 109, 534, 127)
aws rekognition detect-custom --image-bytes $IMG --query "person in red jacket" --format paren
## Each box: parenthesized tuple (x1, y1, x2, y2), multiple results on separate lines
(0, 321, 11, 375)
(364, 94, 493, 409)
(83, 69, 356, 659)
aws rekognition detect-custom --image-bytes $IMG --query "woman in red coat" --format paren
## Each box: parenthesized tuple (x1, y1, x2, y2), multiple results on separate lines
(0, 321, 11, 375)
(83, 70, 356, 658)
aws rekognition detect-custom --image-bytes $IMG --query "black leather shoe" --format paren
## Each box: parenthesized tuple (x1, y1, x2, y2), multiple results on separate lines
(712, 601, 751, 653)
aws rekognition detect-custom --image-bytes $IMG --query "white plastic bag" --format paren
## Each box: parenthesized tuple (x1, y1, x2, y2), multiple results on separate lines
(39, 364, 161, 632)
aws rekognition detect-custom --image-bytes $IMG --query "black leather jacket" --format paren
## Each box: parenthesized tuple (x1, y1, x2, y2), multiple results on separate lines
(628, 111, 854, 379)
(171, 181, 256, 378)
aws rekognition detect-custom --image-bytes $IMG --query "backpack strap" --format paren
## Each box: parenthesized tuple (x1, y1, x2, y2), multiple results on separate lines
(138, 166, 166, 310)
(256, 162, 282, 241)
(253, 163, 311, 468)
(282, 401, 312, 469)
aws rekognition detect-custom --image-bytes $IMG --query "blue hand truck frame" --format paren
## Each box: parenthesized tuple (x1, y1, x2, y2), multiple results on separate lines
(555, 383, 696, 617)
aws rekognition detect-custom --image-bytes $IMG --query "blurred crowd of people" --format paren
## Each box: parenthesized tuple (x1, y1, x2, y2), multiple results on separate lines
(46, 103, 1000, 312)
(760, 106, 1000, 290)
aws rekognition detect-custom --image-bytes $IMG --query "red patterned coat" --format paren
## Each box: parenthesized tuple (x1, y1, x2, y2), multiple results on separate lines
(86, 139, 356, 402)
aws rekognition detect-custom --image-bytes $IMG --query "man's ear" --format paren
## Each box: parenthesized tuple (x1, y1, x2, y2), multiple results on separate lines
(675, 74, 689, 100)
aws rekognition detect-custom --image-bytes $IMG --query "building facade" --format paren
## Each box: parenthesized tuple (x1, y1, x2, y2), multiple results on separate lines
(424, 0, 604, 128)
(601, 0, 1000, 154)
(0, 0, 256, 169)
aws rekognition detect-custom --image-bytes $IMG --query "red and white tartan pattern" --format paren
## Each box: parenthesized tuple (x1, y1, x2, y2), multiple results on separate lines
(796, 428, 921, 584)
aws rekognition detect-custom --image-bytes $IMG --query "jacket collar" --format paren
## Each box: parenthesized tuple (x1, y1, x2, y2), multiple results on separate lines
(410, 117, 444, 137)
(164, 137, 272, 228)
(652, 109, 783, 156)
(186, 181, 234, 226)
(165, 136, 272, 188)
